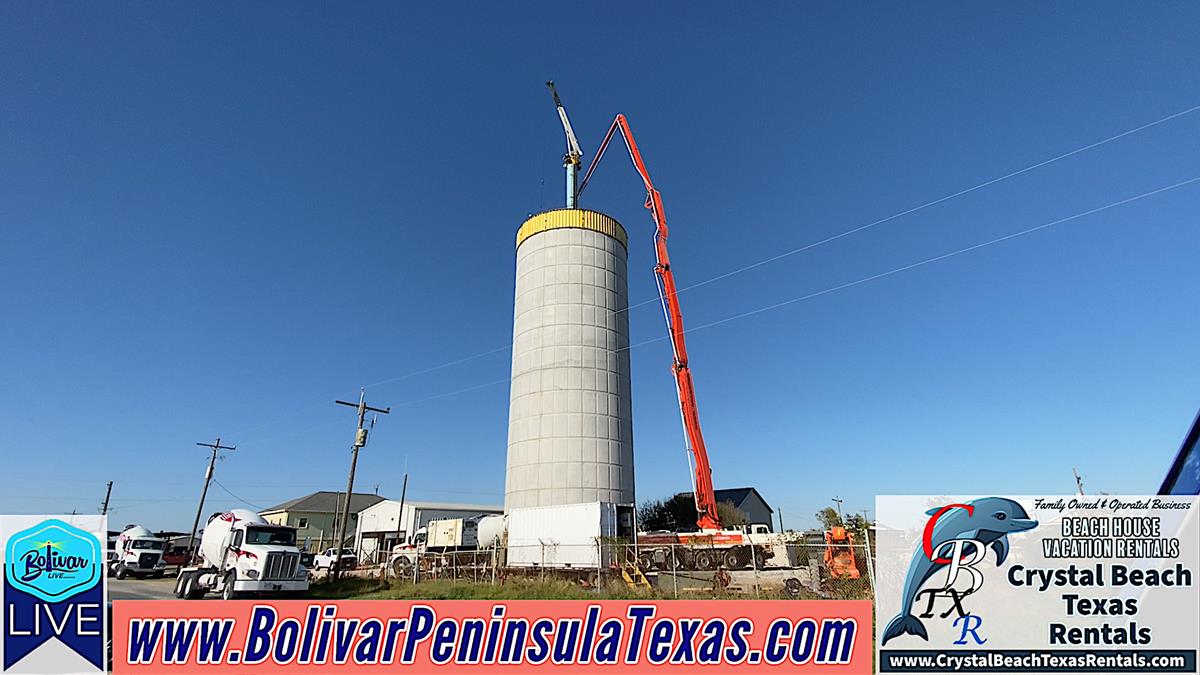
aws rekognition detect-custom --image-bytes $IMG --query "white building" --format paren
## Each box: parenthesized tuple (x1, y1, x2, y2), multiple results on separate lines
(353, 500, 502, 564)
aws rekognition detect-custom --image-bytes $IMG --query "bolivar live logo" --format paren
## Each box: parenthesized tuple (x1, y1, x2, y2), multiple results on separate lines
(881, 497, 1038, 646)
(3, 518, 105, 672)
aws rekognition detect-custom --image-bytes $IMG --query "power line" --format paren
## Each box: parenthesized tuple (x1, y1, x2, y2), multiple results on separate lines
(177, 103, 1200, 444)
(211, 478, 265, 511)
(648, 102, 1200, 301)
(644, 174, 1200, 340)
(312, 173, 1200, 407)
(333, 103, 1200, 398)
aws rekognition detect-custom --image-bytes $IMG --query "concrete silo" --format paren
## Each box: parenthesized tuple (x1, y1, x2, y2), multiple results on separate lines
(505, 208, 635, 510)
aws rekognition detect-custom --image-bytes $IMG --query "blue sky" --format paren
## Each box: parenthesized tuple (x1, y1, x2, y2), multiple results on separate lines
(2, 3, 1197, 531)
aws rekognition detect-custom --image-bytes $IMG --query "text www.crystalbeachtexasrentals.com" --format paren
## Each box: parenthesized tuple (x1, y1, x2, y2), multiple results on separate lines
(881, 649, 1194, 672)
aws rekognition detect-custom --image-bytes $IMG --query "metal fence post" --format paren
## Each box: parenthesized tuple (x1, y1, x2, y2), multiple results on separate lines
(596, 540, 602, 593)
(750, 542, 760, 598)
(671, 545, 678, 599)
(861, 536, 876, 594)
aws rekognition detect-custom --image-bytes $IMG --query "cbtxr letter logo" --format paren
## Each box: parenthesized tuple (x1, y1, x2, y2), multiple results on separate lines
(880, 497, 1038, 647)
(920, 504, 988, 645)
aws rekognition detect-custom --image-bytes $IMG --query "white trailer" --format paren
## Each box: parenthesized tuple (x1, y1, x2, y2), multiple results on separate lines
(175, 509, 309, 600)
(425, 517, 480, 550)
(388, 515, 500, 577)
(110, 525, 167, 579)
(506, 502, 636, 569)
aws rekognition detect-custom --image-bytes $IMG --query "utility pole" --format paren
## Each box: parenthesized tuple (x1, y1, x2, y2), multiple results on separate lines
(100, 481, 114, 516)
(777, 507, 784, 533)
(832, 496, 844, 523)
(395, 472, 409, 546)
(1073, 468, 1085, 496)
(187, 438, 236, 564)
(332, 389, 389, 579)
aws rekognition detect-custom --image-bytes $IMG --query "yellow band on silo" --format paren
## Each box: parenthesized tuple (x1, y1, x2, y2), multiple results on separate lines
(516, 209, 628, 250)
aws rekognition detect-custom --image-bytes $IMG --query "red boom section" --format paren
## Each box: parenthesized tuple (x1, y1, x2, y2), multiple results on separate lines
(579, 115, 721, 531)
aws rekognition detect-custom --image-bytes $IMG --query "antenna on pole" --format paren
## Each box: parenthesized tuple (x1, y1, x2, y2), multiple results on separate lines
(546, 81, 583, 208)
(1073, 468, 1085, 496)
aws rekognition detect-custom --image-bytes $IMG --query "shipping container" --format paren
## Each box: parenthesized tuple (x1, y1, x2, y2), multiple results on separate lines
(505, 501, 635, 568)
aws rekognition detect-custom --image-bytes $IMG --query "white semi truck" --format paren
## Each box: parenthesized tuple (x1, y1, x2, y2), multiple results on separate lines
(388, 514, 505, 577)
(110, 525, 167, 579)
(175, 509, 309, 600)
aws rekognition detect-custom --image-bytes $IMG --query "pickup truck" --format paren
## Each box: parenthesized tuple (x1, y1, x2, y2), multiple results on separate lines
(312, 547, 357, 571)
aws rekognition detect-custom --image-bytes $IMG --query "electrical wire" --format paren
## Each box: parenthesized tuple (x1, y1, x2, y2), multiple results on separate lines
(343, 102, 1200, 395)
(620, 175, 1200, 349)
(649, 103, 1200, 302)
(217, 104, 1200, 442)
(139, 169, 1200, 521)
(343, 174, 1200, 397)
(212, 478, 266, 511)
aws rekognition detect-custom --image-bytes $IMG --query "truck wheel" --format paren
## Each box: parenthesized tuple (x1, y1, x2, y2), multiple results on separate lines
(115, 564, 128, 580)
(182, 573, 198, 599)
(222, 572, 238, 600)
(392, 558, 412, 579)
(721, 549, 743, 570)
(174, 573, 189, 598)
(693, 550, 716, 571)
(668, 548, 691, 571)
(153, 570, 165, 579)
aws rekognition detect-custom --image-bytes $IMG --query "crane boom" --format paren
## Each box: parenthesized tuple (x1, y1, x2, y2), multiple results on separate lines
(546, 81, 583, 208)
(578, 114, 722, 531)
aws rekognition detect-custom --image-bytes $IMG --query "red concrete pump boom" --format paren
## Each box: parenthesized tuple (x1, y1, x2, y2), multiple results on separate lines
(578, 115, 722, 531)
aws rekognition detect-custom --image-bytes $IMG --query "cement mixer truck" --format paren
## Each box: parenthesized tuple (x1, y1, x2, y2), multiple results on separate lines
(175, 509, 309, 600)
(110, 525, 167, 579)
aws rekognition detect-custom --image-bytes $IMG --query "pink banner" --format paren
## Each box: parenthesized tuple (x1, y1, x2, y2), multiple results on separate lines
(113, 599, 872, 673)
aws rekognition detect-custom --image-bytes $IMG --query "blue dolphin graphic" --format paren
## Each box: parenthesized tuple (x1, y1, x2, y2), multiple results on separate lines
(880, 497, 1037, 646)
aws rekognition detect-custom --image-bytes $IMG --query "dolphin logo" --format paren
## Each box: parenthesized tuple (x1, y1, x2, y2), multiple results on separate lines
(880, 497, 1037, 646)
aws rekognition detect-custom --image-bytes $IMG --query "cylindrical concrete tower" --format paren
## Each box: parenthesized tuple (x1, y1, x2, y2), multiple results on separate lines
(505, 208, 635, 510)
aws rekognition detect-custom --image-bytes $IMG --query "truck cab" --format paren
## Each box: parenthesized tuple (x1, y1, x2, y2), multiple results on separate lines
(388, 526, 429, 576)
(111, 526, 167, 579)
(176, 509, 309, 600)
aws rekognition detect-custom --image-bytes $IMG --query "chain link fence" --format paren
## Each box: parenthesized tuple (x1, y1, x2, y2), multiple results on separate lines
(371, 540, 873, 600)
